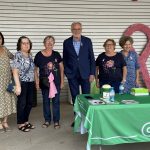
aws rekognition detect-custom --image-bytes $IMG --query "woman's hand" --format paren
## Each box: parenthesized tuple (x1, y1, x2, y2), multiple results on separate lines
(121, 79, 126, 84)
(35, 80, 40, 90)
(15, 85, 21, 96)
(60, 81, 64, 89)
(136, 79, 140, 87)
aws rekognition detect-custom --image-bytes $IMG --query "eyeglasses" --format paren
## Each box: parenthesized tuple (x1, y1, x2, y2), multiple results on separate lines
(105, 44, 114, 47)
(72, 28, 81, 31)
(22, 42, 30, 45)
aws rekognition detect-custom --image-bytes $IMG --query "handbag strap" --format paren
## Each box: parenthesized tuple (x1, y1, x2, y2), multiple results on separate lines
(21, 57, 32, 78)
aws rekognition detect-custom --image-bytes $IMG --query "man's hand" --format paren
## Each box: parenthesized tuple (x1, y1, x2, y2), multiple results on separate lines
(89, 75, 95, 82)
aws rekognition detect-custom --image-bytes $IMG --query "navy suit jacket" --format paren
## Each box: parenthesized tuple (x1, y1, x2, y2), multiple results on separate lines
(63, 35, 95, 79)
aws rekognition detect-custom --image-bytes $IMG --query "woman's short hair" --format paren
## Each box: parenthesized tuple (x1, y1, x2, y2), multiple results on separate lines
(17, 36, 32, 52)
(43, 35, 55, 44)
(103, 39, 116, 47)
(119, 36, 134, 48)
(0, 32, 4, 45)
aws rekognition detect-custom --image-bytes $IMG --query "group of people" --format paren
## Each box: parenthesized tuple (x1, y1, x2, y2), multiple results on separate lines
(0, 21, 140, 132)
(95, 36, 140, 94)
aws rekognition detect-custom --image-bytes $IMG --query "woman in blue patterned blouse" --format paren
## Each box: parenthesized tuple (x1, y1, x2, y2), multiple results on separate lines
(119, 36, 140, 93)
(12, 36, 35, 132)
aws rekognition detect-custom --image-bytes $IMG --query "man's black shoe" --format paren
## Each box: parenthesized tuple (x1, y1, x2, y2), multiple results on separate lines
(71, 122, 74, 127)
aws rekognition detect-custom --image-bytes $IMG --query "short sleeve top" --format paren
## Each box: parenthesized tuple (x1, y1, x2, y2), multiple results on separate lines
(96, 52, 126, 82)
(34, 50, 62, 85)
(12, 51, 34, 82)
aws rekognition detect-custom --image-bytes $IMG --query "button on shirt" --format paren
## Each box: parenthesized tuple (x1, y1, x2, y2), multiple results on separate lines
(73, 40, 81, 56)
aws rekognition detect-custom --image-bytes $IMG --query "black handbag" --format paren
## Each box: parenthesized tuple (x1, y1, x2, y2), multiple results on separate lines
(39, 77, 49, 89)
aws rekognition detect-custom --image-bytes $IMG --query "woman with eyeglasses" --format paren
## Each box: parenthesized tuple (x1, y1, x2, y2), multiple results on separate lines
(96, 39, 127, 93)
(12, 36, 35, 132)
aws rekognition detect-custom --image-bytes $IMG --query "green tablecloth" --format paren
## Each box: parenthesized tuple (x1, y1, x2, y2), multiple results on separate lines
(74, 94, 150, 150)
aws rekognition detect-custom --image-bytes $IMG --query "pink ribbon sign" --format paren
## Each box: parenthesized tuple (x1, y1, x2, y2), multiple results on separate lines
(124, 23, 150, 90)
(48, 72, 57, 98)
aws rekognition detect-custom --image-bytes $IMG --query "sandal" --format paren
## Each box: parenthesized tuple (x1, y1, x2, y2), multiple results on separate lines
(0, 122, 5, 133)
(42, 122, 50, 128)
(18, 125, 30, 132)
(0, 124, 4, 133)
(2, 122, 12, 132)
(25, 123, 35, 129)
(0, 128, 5, 133)
(54, 122, 60, 129)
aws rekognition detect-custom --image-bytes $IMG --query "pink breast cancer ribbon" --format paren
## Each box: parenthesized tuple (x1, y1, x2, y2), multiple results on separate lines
(48, 72, 57, 98)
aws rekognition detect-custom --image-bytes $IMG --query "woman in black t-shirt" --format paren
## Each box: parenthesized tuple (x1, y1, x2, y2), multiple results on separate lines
(96, 39, 127, 93)
(34, 36, 64, 129)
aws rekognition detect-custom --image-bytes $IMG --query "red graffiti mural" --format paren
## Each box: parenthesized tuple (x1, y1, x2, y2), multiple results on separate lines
(124, 23, 150, 90)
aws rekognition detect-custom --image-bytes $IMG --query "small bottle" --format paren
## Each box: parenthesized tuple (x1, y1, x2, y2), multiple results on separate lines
(109, 87, 115, 102)
(119, 83, 124, 94)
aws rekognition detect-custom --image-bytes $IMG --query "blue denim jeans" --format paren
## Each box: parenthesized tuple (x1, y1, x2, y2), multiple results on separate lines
(41, 87, 60, 123)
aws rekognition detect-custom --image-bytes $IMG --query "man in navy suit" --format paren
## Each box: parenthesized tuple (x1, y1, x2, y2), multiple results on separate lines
(63, 22, 95, 125)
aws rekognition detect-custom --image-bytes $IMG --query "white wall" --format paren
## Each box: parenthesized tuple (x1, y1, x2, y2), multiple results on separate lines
(0, 0, 150, 101)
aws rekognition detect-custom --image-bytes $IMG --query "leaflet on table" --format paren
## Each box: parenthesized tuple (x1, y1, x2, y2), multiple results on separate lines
(99, 97, 120, 104)
(88, 99, 119, 105)
(88, 99, 106, 105)
(121, 100, 139, 104)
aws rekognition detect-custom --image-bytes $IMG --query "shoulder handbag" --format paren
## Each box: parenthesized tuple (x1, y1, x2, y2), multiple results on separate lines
(7, 58, 32, 93)
(39, 77, 49, 89)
